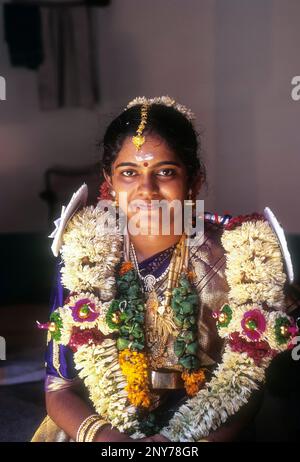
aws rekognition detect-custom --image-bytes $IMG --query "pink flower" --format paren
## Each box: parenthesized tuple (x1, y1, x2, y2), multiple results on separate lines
(69, 327, 105, 352)
(241, 309, 266, 341)
(70, 298, 99, 323)
(229, 332, 276, 366)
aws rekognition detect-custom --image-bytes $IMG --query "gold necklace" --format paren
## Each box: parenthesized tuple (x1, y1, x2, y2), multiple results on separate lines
(130, 235, 188, 369)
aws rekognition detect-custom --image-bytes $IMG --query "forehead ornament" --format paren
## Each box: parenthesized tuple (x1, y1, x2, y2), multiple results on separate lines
(132, 103, 148, 151)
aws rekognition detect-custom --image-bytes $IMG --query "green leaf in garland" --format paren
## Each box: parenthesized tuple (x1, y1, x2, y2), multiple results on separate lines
(185, 341, 198, 355)
(179, 277, 190, 289)
(174, 339, 186, 357)
(191, 355, 200, 370)
(179, 355, 193, 369)
(171, 298, 182, 313)
(216, 304, 233, 329)
(116, 337, 130, 350)
(181, 301, 194, 314)
(119, 325, 130, 335)
(128, 285, 141, 299)
(186, 294, 199, 305)
(183, 319, 191, 329)
(131, 325, 144, 339)
(49, 311, 63, 342)
(106, 301, 123, 330)
(172, 288, 181, 297)
(189, 315, 196, 325)
(182, 331, 196, 343)
(274, 317, 292, 345)
(132, 341, 144, 351)
(174, 319, 184, 329)
(122, 271, 136, 283)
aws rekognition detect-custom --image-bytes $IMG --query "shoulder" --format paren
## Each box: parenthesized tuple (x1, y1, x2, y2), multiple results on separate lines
(49, 202, 116, 258)
(193, 209, 292, 279)
(190, 212, 231, 262)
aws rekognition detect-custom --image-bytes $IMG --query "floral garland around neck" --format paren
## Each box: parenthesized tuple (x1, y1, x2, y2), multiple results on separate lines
(41, 205, 298, 440)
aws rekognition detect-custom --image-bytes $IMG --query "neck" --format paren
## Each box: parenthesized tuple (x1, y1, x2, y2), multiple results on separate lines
(129, 234, 181, 262)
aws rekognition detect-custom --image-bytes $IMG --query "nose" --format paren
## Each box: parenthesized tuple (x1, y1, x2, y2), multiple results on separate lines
(136, 172, 159, 199)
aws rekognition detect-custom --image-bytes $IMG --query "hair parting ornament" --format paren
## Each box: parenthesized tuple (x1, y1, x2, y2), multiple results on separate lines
(131, 103, 149, 151)
(126, 96, 196, 152)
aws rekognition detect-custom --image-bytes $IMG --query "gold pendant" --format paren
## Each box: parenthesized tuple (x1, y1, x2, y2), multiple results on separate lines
(132, 134, 145, 150)
(146, 290, 159, 313)
(146, 290, 178, 348)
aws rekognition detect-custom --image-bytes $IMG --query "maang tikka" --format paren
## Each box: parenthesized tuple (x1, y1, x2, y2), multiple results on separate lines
(132, 103, 149, 151)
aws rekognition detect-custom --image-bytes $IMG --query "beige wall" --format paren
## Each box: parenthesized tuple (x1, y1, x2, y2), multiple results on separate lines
(0, 0, 299, 233)
(0, 6, 102, 233)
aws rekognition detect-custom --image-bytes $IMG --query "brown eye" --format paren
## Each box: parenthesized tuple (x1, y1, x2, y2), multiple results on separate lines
(121, 170, 137, 177)
(157, 169, 175, 177)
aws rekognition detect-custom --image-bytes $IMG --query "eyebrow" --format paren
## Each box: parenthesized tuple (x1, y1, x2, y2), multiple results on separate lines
(115, 161, 181, 169)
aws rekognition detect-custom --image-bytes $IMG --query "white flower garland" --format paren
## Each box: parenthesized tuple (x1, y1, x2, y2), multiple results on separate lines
(161, 349, 267, 441)
(74, 339, 141, 433)
(160, 218, 296, 441)
(60, 205, 122, 301)
(47, 206, 297, 440)
(222, 220, 286, 308)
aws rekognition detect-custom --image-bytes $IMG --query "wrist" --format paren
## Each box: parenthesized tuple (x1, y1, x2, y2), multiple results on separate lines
(94, 424, 113, 442)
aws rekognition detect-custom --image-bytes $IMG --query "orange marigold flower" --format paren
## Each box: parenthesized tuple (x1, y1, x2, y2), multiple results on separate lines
(119, 261, 134, 276)
(187, 270, 196, 282)
(182, 369, 206, 397)
(119, 349, 152, 408)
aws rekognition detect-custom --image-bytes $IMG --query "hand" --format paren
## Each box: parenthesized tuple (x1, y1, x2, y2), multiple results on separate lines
(95, 425, 135, 443)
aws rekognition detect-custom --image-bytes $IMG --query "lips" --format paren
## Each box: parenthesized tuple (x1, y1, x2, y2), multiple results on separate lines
(128, 199, 163, 211)
(135, 202, 161, 211)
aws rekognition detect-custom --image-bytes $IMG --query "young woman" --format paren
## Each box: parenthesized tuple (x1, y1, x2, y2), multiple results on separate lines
(32, 96, 296, 442)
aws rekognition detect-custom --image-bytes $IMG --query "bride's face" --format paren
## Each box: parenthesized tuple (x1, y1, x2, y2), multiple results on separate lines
(106, 134, 189, 230)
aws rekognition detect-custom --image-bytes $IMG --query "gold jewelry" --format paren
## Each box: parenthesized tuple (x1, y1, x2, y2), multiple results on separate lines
(144, 234, 187, 361)
(130, 242, 170, 292)
(110, 190, 119, 207)
(132, 103, 148, 150)
(85, 419, 109, 442)
(150, 370, 184, 389)
(76, 414, 99, 442)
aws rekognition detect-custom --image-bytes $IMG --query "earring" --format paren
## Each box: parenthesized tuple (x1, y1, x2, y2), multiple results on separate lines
(111, 190, 119, 207)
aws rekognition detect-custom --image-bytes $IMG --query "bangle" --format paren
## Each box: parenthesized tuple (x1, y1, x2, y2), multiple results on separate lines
(76, 414, 99, 442)
(85, 419, 109, 442)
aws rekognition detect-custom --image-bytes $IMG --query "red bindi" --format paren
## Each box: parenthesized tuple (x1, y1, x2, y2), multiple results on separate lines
(143, 162, 149, 167)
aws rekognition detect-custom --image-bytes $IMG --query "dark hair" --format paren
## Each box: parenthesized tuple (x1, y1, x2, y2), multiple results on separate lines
(101, 104, 206, 185)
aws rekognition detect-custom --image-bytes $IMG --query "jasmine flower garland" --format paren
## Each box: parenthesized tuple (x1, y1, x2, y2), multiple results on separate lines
(41, 206, 298, 441)
(160, 215, 298, 441)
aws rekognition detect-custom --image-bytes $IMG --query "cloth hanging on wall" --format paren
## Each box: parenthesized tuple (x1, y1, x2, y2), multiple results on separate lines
(3, 1, 99, 109)
(3, 4, 44, 70)
(38, 6, 99, 109)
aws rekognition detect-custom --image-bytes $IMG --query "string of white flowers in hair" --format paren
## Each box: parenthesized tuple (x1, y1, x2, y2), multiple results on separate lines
(125, 96, 195, 123)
